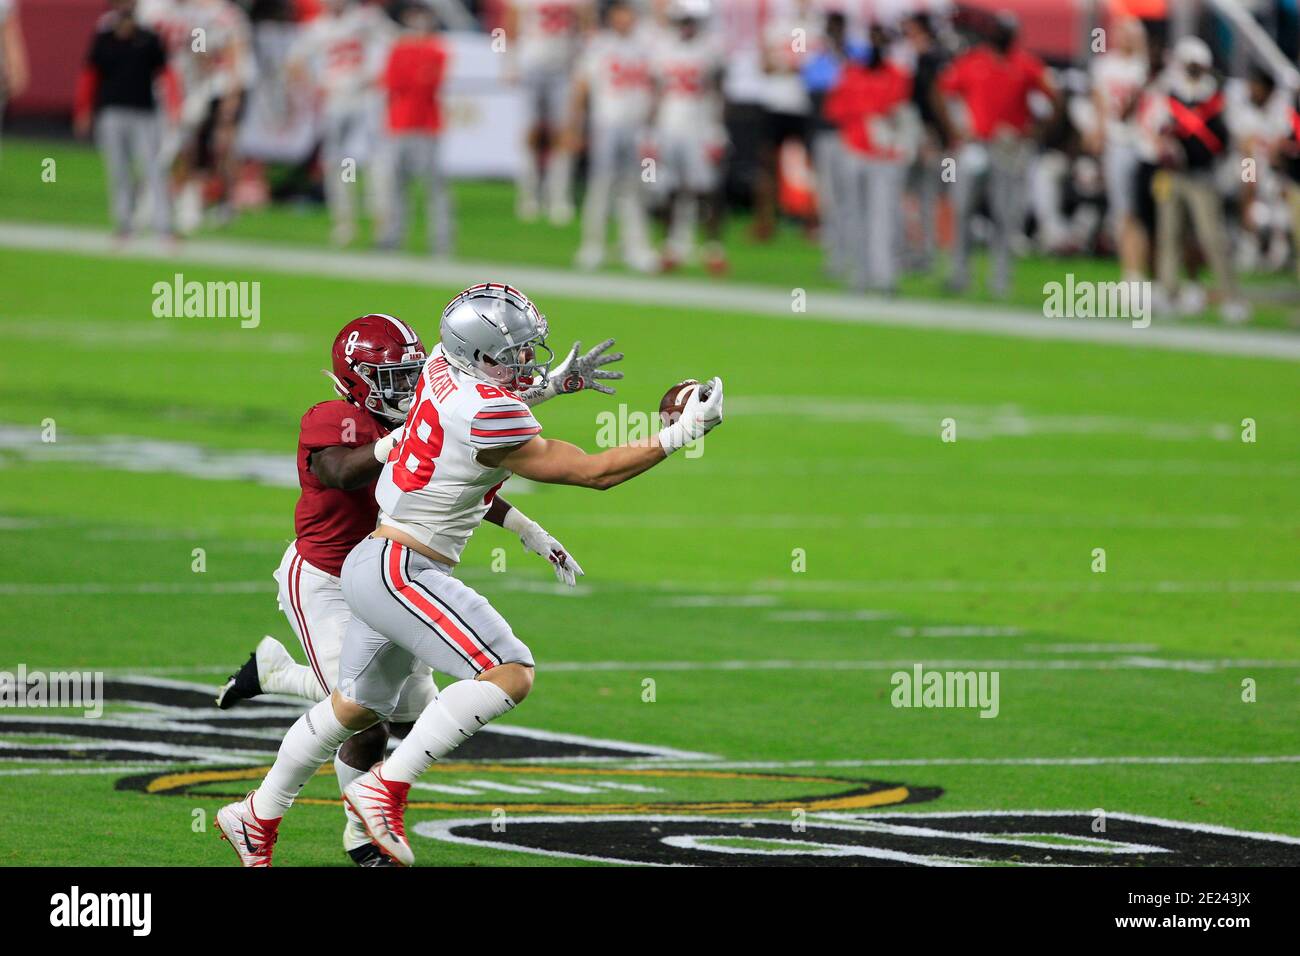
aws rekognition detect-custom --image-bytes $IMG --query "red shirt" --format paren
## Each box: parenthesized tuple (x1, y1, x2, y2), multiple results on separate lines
(293, 400, 386, 576)
(938, 46, 1048, 140)
(824, 61, 913, 159)
(384, 35, 449, 133)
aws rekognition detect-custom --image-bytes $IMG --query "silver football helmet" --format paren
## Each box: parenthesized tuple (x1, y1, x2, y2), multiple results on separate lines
(439, 283, 554, 391)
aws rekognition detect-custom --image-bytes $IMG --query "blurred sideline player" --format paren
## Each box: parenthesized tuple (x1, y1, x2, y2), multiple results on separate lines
(935, 12, 1057, 297)
(215, 283, 723, 866)
(288, 0, 395, 247)
(650, 0, 726, 274)
(0, 0, 29, 151)
(143, 0, 253, 233)
(74, 0, 178, 239)
(215, 313, 623, 865)
(506, 0, 591, 224)
(825, 21, 915, 295)
(572, 0, 656, 272)
(753, 0, 813, 241)
(1088, 16, 1148, 281)
(1151, 37, 1246, 323)
(802, 10, 858, 279)
(375, 0, 452, 256)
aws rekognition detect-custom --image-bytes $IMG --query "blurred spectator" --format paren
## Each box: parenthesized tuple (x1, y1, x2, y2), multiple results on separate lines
(1284, 90, 1300, 281)
(141, 0, 255, 233)
(650, 0, 727, 274)
(1152, 37, 1247, 322)
(825, 21, 914, 294)
(1225, 67, 1292, 275)
(374, 0, 452, 256)
(0, 0, 30, 148)
(753, 0, 813, 240)
(935, 12, 1057, 297)
(1090, 16, 1148, 279)
(505, 0, 591, 224)
(899, 11, 947, 272)
(802, 9, 861, 278)
(74, 0, 177, 238)
(571, 0, 656, 272)
(288, 0, 394, 246)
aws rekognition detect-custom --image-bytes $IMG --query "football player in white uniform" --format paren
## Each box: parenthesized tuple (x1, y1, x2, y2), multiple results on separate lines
(571, 0, 657, 272)
(216, 283, 724, 866)
(650, 0, 727, 273)
(288, 0, 395, 247)
(506, 0, 593, 223)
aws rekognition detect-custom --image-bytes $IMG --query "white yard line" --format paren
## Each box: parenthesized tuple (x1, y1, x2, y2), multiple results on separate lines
(3, 221, 1298, 360)
(622, 755, 1300, 770)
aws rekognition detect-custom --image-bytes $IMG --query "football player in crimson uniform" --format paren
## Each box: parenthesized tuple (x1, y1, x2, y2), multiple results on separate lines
(215, 310, 623, 866)
(216, 284, 724, 866)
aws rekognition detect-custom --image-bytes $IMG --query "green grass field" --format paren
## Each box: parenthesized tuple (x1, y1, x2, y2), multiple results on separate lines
(1, 136, 1298, 867)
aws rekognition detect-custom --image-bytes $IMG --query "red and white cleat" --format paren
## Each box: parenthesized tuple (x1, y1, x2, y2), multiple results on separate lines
(216, 792, 281, 867)
(343, 767, 414, 867)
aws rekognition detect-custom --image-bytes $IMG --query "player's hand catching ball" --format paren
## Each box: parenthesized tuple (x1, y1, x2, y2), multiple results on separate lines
(657, 376, 724, 455)
(517, 519, 585, 587)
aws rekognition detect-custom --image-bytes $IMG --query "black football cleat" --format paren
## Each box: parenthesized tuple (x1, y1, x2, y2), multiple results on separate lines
(215, 651, 263, 710)
(348, 843, 399, 867)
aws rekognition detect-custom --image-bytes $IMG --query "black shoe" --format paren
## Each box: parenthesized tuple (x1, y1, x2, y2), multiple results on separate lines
(348, 843, 398, 867)
(215, 652, 263, 710)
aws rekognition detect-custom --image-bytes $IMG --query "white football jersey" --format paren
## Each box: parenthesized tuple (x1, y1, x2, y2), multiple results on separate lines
(652, 29, 725, 136)
(1091, 52, 1147, 147)
(578, 28, 654, 128)
(290, 5, 394, 115)
(514, 0, 588, 73)
(376, 345, 542, 563)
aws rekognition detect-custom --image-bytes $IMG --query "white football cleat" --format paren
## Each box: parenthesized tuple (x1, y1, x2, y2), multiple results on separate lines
(216, 792, 281, 867)
(343, 767, 414, 866)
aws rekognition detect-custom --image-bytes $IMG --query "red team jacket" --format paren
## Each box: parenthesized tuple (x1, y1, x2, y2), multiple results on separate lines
(938, 46, 1048, 140)
(824, 60, 913, 159)
(383, 35, 449, 134)
(293, 400, 387, 576)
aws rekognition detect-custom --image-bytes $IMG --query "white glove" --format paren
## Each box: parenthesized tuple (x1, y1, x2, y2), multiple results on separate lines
(503, 508, 584, 587)
(372, 425, 404, 463)
(520, 338, 624, 406)
(658, 376, 724, 455)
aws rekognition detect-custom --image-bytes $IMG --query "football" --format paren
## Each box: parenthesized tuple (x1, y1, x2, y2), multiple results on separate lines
(659, 379, 700, 427)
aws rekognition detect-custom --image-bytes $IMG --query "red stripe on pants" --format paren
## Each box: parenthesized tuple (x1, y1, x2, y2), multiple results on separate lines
(386, 542, 494, 672)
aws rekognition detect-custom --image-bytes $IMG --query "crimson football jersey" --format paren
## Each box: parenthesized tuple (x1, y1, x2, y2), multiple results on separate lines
(294, 399, 387, 576)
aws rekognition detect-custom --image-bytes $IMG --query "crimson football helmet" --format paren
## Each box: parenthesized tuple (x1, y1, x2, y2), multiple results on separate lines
(325, 314, 427, 424)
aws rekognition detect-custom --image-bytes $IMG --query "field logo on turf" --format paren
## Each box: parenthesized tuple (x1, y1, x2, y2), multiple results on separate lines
(0, 665, 103, 718)
(890, 664, 999, 718)
(1041, 274, 1150, 329)
(151, 273, 261, 329)
(50, 886, 151, 936)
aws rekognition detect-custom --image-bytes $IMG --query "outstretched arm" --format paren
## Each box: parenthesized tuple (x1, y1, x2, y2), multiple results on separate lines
(480, 377, 725, 490)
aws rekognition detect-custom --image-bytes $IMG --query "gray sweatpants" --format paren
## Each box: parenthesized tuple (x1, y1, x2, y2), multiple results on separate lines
(96, 107, 170, 235)
(338, 536, 533, 718)
(374, 133, 454, 255)
(579, 123, 653, 262)
(843, 152, 906, 293)
(812, 128, 850, 277)
(950, 138, 1032, 295)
